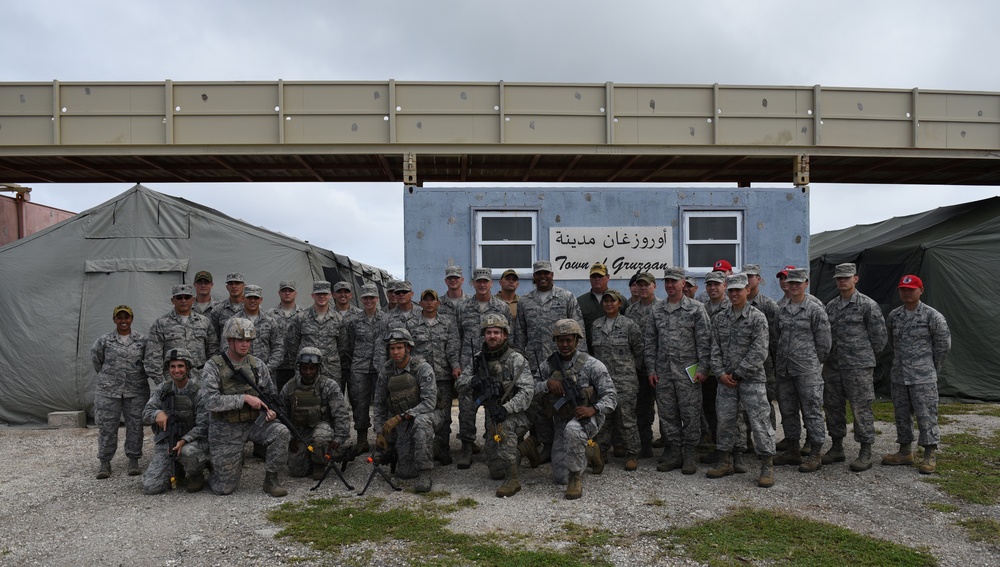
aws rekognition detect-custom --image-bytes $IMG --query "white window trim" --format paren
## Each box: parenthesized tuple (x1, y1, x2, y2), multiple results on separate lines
(474, 210, 538, 277)
(681, 210, 743, 274)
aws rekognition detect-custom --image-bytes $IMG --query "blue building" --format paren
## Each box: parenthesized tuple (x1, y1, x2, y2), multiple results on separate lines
(403, 186, 808, 299)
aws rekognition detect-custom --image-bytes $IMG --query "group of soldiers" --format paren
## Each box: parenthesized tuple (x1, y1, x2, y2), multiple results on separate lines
(91, 259, 950, 500)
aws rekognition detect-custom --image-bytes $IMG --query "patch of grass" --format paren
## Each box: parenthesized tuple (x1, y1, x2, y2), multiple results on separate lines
(956, 518, 1000, 545)
(649, 507, 936, 567)
(645, 498, 666, 507)
(925, 502, 959, 514)
(939, 403, 1000, 419)
(560, 522, 620, 548)
(923, 430, 1000, 505)
(872, 400, 896, 423)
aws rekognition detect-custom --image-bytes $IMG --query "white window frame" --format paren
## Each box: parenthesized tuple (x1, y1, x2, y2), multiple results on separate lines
(474, 210, 538, 277)
(681, 210, 743, 273)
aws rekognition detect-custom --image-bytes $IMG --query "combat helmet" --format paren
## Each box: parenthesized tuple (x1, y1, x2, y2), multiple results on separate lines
(297, 346, 323, 366)
(480, 313, 510, 335)
(223, 317, 257, 340)
(384, 327, 415, 348)
(551, 318, 584, 340)
(164, 348, 194, 370)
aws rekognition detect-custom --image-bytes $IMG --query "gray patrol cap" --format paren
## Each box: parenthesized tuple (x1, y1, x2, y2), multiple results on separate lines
(360, 283, 379, 298)
(225, 272, 245, 283)
(172, 284, 194, 297)
(705, 271, 726, 284)
(333, 281, 352, 292)
(834, 263, 857, 278)
(786, 268, 809, 283)
(663, 266, 686, 281)
(244, 285, 263, 298)
(473, 267, 492, 281)
(533, 260, 553, 273)
(397, 280, 413, 292)
(312, 280, 332, 294)
(445, 265, 463, 277)
(386, 279, 400, 292)
(684, 273, 697, 287)
(743, 264, 761, 276)
(726, 273, 749, 290)
(279, 280, 296, 291)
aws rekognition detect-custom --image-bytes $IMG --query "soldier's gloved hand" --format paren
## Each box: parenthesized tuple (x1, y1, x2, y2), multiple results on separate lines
(491, 405, 508, 423)
(375, 433, 388, 451)
(382, 414, 403, 436)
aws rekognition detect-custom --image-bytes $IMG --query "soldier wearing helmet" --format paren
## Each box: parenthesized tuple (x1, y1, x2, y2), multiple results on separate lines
(279, 347, 351, 480)
(201, 317, 292, 497)
(144, 284, 218, 384)
(141, 348, 211, 494)
(532, 319, 618, 500)
(372, 328, 438, 493)
(455, 313, 534, 497)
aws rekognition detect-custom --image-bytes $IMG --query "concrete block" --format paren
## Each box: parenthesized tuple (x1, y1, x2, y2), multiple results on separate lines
(48, 411, 87, 428)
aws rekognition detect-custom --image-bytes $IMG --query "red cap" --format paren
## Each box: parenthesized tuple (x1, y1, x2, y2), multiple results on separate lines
(898, 274, 923, 289)
(713, 259, 733, 272)
(776, 265, 795, 278)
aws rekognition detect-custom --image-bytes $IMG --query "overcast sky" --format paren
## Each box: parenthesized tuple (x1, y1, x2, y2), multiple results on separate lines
(6, 0, 1000, 276)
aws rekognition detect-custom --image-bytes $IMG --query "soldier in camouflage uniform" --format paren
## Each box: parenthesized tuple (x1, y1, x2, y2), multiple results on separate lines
(268, 280, 303, 392)
(822, 263, 888, 471)
(456, 313, 534, 497)
(645, 266, 712, 475)
(533, 319, 617, 500)
(683, 274, 699, 301)
(624, 272, 660, 457)
(515, 260, 587, 464)
(373, 328, 438, 493)
(141, 348, 210, 494)
(236, 285, 285, 375)
(454, 268, 513, 468)
(333, 281, 362, 387)
(882, 275, 951, 474)
(210, 272, 246, 345)
(201, 318, 291, 497)
(144, 284, 218, 384)
(706, 273, 777, 488)
(285, 281, 346, 389)
(772, 268, 832, 473)
(497, 268, 520, 320)
(347, 284, 388, 453)
(745, 264, 779, 431)
(384, 280, 401, 312)
(406, 289, 462, 465)
(699, 270, 731, 462)
(590, 290, 643, 470)
(92, 304, 148, 479)
(192, 270, 219, 316)
(439, 265, 467, 326)
(386, 280, 421, 329)
(280, 347, 351, 479)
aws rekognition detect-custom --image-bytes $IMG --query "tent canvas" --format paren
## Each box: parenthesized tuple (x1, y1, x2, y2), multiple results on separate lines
(0, 184, 392, 425)
(810, 197, 1000, 402)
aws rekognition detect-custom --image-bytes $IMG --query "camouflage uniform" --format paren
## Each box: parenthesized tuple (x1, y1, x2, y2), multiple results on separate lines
(535, 351, 618, 483)
(701, 297, 730, 443)
(210, 300, 244, 345)
(373, 355, 438, 479)
(201, 353, 290, 495)
(193, 298, 219, 316)
(823, 290, 888, 444)
(644, 297, 712, 450)
(236, 308, 285, 375)
(406, 314, 461, 451)
(773, 299, 832, 447)
(347, 310, 389, 435)
(590, 314, 643, 459)
(268, 303, 303, 391)
(285, 307, 346, 387)
(279, 372, 352, 477)
(144, 310, 217, 383)
(439, 294, 466, 327)
(748, 291, 780, 411)
(624, 298, 661, 449)
(334, 304, 363, 386)
(386, 303, 422, 331)
(456, 297, 513, 443)
(92, 330, 149, 463)
(886, 302, 951, 447)
(141, 380, 210, 494)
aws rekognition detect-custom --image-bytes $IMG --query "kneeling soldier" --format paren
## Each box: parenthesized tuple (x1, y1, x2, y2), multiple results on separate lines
(141, 348, 210, 494)
(280, 347, 352, 479)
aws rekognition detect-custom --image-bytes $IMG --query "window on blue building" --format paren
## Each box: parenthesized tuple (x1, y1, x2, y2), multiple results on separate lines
(682, 210, 742, 272)
(475, 210, 537, 276)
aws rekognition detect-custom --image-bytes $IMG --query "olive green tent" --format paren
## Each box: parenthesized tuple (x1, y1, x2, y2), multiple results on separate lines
(810, 197, 1000, 402)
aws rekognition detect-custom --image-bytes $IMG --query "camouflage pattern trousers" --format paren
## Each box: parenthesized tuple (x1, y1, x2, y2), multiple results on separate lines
(94, 393, 146, 461)
(456, 380, 479, 444)
(551, 414, 603, 484)
(716, 381, 775, 456)
(655, 378, 703, 448)
(348, 371, 377, 434)
(482, 412, 530, 478)
(822, 366, 876, 443)
(141, 438, 210, 495)
(391, 413, 439, 479)
(288, 422, 338, 477)
(775, 371, 826, 445)
(434, 379, 455, 449)
(207, 418, 290, 495)
(596, 374, 640, 458)
(890, 381, 940, 447)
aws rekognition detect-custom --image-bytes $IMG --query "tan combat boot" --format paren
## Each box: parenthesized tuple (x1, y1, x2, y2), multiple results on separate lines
(564, 472, 583, 500)
(758, 455, 775, 488)
(706, 451, 734, 478)
(798, 443, 823, 473)
(495, 463, 521, 497)
(263, 472, 288, 497)
(586, 443, 604, 475)
(822, 437, 846, 464)
(918, 445, 937, 474)
(517, 437, 540, 468)
(455, 441, 474, 469)
(186, 470, 205, 493)
(681, 445, 697, 475)
(881, 443, 914, 466)
(624, 456, 638, 471)
(773, 442, 803, 466)
(733, 450, 748, 474)
(850, 442, 873, 472)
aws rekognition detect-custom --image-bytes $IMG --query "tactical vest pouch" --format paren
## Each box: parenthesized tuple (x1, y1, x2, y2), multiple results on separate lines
(213, 407, 260, 423)
(290, 385, 326, 428)
(172, 387, 198, 434)
(387, 371, 421, 415)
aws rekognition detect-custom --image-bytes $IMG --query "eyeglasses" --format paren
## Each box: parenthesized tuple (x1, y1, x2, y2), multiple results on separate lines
(335, 289, 352, 293)
(174, 295, 193, 300)
(393, 290, 411, 295)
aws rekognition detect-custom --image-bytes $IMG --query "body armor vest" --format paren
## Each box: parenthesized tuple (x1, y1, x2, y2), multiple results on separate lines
(212, 354, 262, 423)
(172, 382, 200, 434)
(290, 381, 328, 428)
(386, 369, 421, 415)
(546, 353, 594, 420)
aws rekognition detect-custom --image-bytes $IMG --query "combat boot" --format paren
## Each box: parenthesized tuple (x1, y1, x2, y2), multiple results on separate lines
(564, 472, 582, 500)
(613, 445, 627, 458)
(355, 431, 369, 455)
(699, 449, 721, 464)
(415, 470, 433, 493)
(496, 463, 521, 497)
(706, 451, 734, 478)
(681, 445, 697, 475)
(586, 443, 604, 475)
(656, 445, 681, 472)
(518, 437, 540, 468)
(733, 450, 748, 474)
(96, 460, 111, 479)
(455, 441, 474, 469)
(822, 437, 846, 464)
(127, 457, 141, 476)
(800, 442, 811, 456)
(775, 437, 792, 452)
(850, 442, 873, 472)
(186, 470, 205, 493)
(263, 472, 288, 497)
(758, 455, 775, 488)
(624, 457, 638, 471)
(651, 436, 665, 449)
(918, 445, 937, 475)
(881, 443, 914, 466)
(798, 443, 823, 473)
(773, 443, 803, 466)
(433, 442, 453, 466)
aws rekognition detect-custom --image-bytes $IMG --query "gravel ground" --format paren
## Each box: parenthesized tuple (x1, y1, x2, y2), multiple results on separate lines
(1, 407, 998, 566)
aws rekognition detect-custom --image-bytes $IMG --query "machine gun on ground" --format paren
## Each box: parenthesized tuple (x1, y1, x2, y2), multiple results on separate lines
(310, 444, 356, 491)
(357, 448, 401, 496)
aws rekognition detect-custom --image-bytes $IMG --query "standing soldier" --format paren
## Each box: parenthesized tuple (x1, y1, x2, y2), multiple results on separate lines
(683, 274, 699, 301)
(497, 269, 520, 319)
(144, 284, 217, 384)
(268, 280, 303, 393)
(706, 274, 777, 488)
(882, 275, 951, 474)
(624, 272, 660, 457)
(439, 265, 467, 326)
(590, 290, 643, 471)
(347, 284, 388, 453)
(280, 347, 351, 479)
(407, 289, 462, 465)
(238, 285, 285, 376)
(745, 264, 779, 432)
(92, 304, 148, 479)
(141, 348, 210, 494)
(373, 328, 438, 493)
(823, 263, 888, 471)
(772, 268, 832, 472)
(386, 281, 420, 329)
(577, 262, 610, 350)
(192, 270, 219, 316)
(285, 281, 346, 388)
(456, 313, 534, 497)
(533, 319, 617, 500)
(699, 271, 730, 464)
(210, 272, 246, 344)
(332, 280, 362, 393)
(201, 318, 291, 497)
(645, 266, 712, 475)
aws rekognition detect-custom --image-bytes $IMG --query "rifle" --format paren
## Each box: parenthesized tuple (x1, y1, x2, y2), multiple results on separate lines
(152, 389, 184, 489)
(548, 352, 591, 426)
(357, 448, 401, 496)
(471, 346, 504, 443)
(310, 444, 356, 491)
